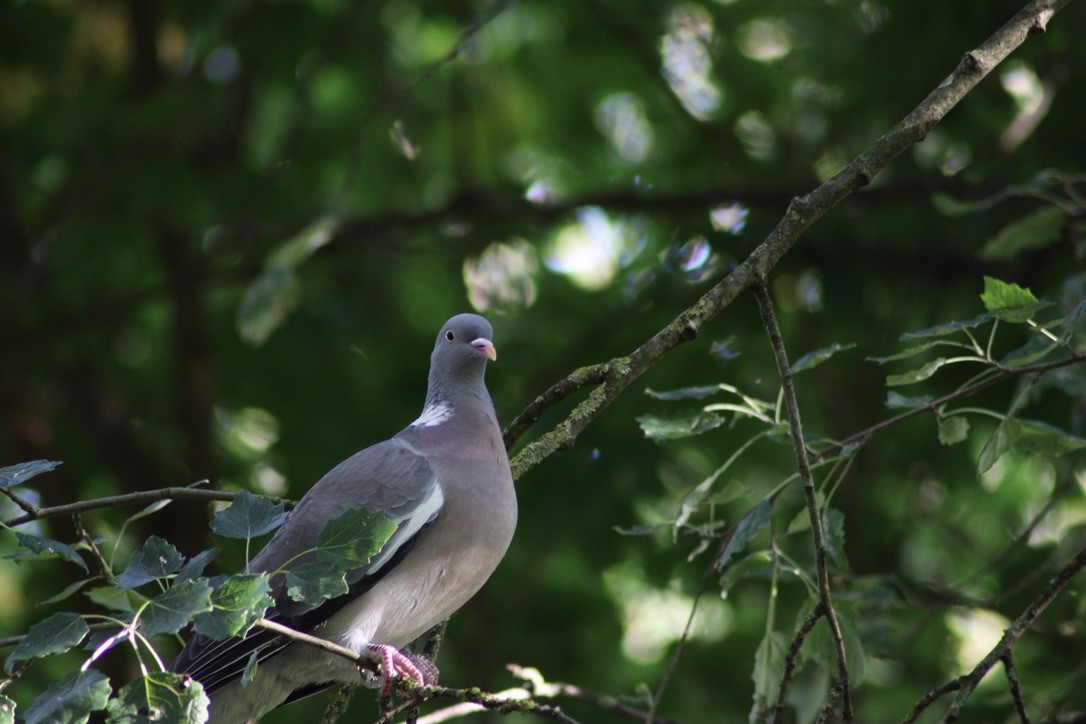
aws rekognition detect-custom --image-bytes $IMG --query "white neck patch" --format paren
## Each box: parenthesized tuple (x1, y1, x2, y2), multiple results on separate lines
(411, 402, 452, 428)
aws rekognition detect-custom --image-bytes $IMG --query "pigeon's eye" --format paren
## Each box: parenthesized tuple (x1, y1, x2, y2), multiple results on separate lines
(445, 330, 455, 341)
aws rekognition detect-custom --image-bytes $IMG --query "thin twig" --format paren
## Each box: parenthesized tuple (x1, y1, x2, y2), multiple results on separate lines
(754, 282, 852, 721)
(1003, 652, 1031, 724)
(902, 544, 1086, 722)
(2, 487, 250, 528)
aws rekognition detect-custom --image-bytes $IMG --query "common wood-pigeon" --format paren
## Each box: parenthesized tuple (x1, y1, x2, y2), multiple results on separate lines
(171, 313, 517, 723)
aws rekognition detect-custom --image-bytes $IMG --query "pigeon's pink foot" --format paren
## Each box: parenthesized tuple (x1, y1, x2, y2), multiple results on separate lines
(366, 643, 426, 696)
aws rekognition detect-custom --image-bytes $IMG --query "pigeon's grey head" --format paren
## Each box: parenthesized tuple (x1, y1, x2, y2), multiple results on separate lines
(426, 313, 496, 403)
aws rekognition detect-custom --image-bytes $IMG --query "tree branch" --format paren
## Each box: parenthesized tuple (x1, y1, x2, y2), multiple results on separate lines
(505, 0, 1075, 480)
(754, 282, 852, 722)
(902, 543, 1086, 722)
(1, 486, 246, 528)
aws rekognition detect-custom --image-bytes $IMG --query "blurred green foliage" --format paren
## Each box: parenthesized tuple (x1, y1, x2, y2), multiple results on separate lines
(1, 0, 1085, 722)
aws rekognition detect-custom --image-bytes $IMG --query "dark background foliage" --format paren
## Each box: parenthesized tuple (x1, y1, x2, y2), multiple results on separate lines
(2, 0, 1084, 721)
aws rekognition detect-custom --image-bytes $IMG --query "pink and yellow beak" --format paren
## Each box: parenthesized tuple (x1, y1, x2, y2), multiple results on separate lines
(471, 338, 497, 361)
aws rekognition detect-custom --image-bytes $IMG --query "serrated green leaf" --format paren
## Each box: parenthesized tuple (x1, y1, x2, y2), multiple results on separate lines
(938, 416, 970, 445)
(885, 391, 934, 409)
(751, 629, 789, 719)
(645, 385, 725, 401)
(1001, 336, 1059, 368)
(790, 343, 855, 374)
(717, 500, 772, 570)
(886, 358, 947, 386)
(868, 340, 956, 364)
(176, 548, 220, 584)
(284, 559, 349, 606)
(193, 574, 272, 640)
(105, 672, 209, 723)
(980, 206, 1063, 261)
(210, 490, 287, 540)
(822, 508, 849, 571)
(242, 652, 259, 687)
(10, 532, 87, 572)
(637, 411, 726, 441)
(0, 460, 61, 489)
(138, 579, 213, 638)
(24, 670, 110, 724)
(4, 612, 88, 674)
(117, 536, 185, 589)
(315, 508, 397, 569)
(899, 314, 992, 341)
(980, 277, 1043, 322)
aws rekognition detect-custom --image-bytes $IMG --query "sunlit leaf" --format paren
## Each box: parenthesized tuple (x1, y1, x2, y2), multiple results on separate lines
(193, 574, 273, 640)
(717, 500, 772, 570)
(4, 613, 88, 674)
(105, 672, 209, 724)
(284, 559, 349, 606)
(210, 490, 287, 540)
(0, 695, 14, 724)
(10, 532, 87, 572)
(138, 579, 213, 638)
(885, 358, 947, 386)
(979, 206, 1063, 261)
(637, 411, 726, 440)
(938, 416, 970, 445)
(117, 536, 185, 589)
(0, 460, 61, 489)
(790, 343, 855, 374)
(24, 670, 110, 724)
(86, 586, 144, 614)
(980, 276, 1046, 322)
(315, 508, 396, 568)
(977, 418, 1016, 474)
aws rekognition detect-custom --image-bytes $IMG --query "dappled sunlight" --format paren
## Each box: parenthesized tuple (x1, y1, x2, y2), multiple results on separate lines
(736, 18, 792, 63)
(463, 239, 539, 312)
(1000, 61, 1052, 150)
(660, 4, 723, 120)
(948, 609, 1010, 675)
(544, 208, 645, 291)
(215, 406, 280, 459)
(594, 92, 654, 164)
(735, 110, 776, 160)
(604, 560, 731, 664)
(709, 202, 749, 234)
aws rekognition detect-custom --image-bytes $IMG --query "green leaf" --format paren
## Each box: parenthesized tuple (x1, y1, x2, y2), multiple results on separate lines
(979, 206, 1064, 261)
(1060, 298, 1086, 344)
(885, 358, 947, 386)
(4, 612, 88, 674)
(899, 314, 992, 341)
(24, 670, 111, 724)
(267, 214, 339, 269)
(138, 579, 213, 638)
(10, 532, 87, 572)
(977, 419, 1017, 474)
(938, 416, 970, 446)
(885, 391, 933, 409)
(0, 460, 61, 489)
(868, 340, 955, 364)
(0, 695, 14, 724)
(1011, 419, 1086, 456)
(717, 500, 772, 570)
(645, 385, 725, 401)
(242, 651, 259, 687)
(1001, 336, 1059, 368)
(176, 548, 220, 584)
(117, 536, 185, 589)
(284, 559, 349, 606)
(980, 277, 1045, 322)
(38, 578, 95, 607)
(719, 551, 773, 594)
(315, 508, 396, 568)
(210, 491, 287, 540)
(86, 586, 145, 614)
(637, 411, 726, 441)
(751, 630, 789, 719)
(193, 574, 273, 640)
(237, 264, 300, 347)
(790, 343, 855, 374)
(105, 671, 209, 723)
(822, 508, 849, 571)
